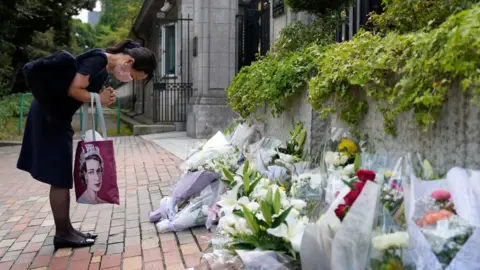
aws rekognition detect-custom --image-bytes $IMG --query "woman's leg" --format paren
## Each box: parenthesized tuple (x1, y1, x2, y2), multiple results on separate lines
(50, 186, 85, 242)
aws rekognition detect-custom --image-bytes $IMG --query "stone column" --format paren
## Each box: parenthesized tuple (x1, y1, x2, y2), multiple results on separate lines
(186, 0, 238, 138)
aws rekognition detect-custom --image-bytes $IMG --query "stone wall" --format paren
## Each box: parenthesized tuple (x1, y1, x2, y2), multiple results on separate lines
(259, 87, 480, 169)
(254, 90, 329, 156)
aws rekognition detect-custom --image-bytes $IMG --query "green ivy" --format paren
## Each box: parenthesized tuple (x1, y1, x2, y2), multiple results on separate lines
(284, 0, 351, 15)
(309, 5, 480, 135)
(369, 0, 479, 33)
(227, 49, 316, 118)
(226, 16, 339, 118)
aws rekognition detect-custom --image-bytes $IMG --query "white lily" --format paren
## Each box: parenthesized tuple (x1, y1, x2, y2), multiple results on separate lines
(217, 185, 240, 215)
(237, 196, 260, 213)
(267, 213, 305, 252)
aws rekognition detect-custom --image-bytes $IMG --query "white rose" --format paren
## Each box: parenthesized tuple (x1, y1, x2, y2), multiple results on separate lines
(290, 199, 307, 210)
(342, 164, 355, 177)
(325, 151, 336, 165)
(371, 232, 409, 251)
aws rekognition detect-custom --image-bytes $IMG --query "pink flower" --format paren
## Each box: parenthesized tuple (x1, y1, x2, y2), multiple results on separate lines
(431, 189, 451, 201)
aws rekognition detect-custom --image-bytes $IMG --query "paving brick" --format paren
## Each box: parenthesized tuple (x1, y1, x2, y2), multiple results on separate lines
(143, 248, 162, 263)
(54, 248, 72, 257)
(49, 257, 69, 270)
(23, 242, 42, 253)
(70, 259, 90, 270)
(71, 248, 92, 262)
(106, 243, 123, 254)
(183, 253, 201, 268)
(10, 263, 30, 270)
(15, 252, 36, 265)
(180, 243, 200, 255)
(0, 138, 210, 270)
(89, 263, 100, 270)
(123, 245, 141, 258)
(31, 233, 48, 243)
(100, 254, 122, 269)
(30, 255, 51, 268)
(123, 256, 142, 270)
(163, 251, 182, 266)
(1, 250, 21, 262)
(0, 239, 15, 248)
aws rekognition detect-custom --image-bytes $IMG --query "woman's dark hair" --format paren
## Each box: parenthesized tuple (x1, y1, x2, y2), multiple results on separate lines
(80, 154, 104, 185)
(106, 39, 157, 84)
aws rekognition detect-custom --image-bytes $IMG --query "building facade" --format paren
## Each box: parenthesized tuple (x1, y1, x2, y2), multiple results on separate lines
(125, 0, 381, 138)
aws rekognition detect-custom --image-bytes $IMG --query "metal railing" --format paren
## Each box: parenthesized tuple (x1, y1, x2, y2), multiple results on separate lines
(18, 93, 122, 135)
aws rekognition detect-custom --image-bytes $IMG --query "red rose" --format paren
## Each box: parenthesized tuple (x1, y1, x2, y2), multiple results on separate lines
(335, 204, 349, 221)
(356, 170, 376, 182)
(353, 181, 365, 192)
(343, 190, 360, 206)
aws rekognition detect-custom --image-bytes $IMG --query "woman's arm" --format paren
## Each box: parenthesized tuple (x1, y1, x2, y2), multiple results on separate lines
(67, 73, 92, 102)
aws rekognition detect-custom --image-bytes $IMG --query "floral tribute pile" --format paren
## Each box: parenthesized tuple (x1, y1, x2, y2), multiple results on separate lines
(147, 121, 479, 270)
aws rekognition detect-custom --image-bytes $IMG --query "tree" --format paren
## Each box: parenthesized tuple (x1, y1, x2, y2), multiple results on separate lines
(94, 0, 143, 47)
(0, 0, 96, 95)
(284, 0, 352, 15)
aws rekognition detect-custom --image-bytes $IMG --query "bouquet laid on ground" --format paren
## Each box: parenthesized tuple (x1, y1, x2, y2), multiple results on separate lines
(216, 159, 308, 263)
(406, 167, 480, 270)
(322, 127, 363, 204)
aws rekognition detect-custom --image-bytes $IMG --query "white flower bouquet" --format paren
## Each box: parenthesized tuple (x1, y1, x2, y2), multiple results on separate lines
(215, 160, 308, 264)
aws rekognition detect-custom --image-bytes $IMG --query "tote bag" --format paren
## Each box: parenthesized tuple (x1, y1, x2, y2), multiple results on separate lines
(73, 93, 119, 205)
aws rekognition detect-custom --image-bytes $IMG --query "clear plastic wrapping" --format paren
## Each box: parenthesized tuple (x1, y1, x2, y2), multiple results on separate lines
(156, 181, 221, 233)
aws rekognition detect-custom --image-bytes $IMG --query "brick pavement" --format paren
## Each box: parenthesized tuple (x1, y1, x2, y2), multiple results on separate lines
(0, 137, 211, 270)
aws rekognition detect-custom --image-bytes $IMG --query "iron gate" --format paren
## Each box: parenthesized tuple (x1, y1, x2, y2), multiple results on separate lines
(236, 0, 271, 72)
(336, 0, 382, 42)
(152, 16, 193, 123)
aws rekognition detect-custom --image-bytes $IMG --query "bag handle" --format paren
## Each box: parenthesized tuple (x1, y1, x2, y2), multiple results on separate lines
(81, 93, 108, 141)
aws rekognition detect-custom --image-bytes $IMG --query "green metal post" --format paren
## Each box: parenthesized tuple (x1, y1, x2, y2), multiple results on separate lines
(116, 97, 121, 135)
(18, 94, 25, 134)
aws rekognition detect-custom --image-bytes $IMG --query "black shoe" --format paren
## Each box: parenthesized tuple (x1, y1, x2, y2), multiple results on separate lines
(53, 236, 95, 250)
(83, 232, 98, 239)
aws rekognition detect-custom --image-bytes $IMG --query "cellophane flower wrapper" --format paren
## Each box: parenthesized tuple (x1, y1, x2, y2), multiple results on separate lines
(405, 170, 480, 269)
(205, 181, 228, 229)
(236, 250, 300, 270)
(290, 163, 324, 220)
(180, 131, 236, 173)
(331, 180, 381, 270)
(156, 181, 221, 233)
(368, 204, 415, 269)
(188, 250, 244, 270)
(189, 249, 298, 270)
(149, 170, 221, 222)
(321, 127, 360, 205)
(228, 123, 256, 149)
(300, 223, 336, 270)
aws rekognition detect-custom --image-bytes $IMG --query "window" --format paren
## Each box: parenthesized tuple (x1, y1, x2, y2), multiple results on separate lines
(272, 0, 284, 18)
(163, 24, 176, 76)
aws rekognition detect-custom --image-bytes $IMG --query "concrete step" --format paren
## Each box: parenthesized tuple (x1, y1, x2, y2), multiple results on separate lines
(133, 124, 177, 136)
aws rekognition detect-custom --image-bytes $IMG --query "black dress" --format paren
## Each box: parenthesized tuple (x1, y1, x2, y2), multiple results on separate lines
(17, 49, 109, 189)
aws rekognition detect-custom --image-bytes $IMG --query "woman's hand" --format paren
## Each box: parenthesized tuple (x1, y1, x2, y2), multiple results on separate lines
(99, 87, 116, 106)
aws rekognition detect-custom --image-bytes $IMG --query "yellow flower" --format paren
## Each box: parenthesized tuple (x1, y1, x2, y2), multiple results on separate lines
(279, 186, 286, 191)
(337, 138, 359, 157)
